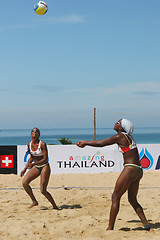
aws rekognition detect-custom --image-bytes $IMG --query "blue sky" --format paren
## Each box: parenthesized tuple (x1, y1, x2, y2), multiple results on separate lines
(0, 0, 160, 129)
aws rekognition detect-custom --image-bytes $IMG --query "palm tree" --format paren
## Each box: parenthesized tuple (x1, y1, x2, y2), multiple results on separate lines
(57, 137, 73, 145)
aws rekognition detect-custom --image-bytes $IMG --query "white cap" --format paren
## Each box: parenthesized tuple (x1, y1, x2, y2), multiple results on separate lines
(121, 119, 134, 136)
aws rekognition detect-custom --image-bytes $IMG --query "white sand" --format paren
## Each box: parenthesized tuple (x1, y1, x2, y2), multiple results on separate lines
(0, 171, 160, 239)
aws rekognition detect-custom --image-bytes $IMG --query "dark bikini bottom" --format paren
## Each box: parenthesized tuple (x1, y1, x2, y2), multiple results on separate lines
(34, 163, 49, 173)
(124, 164, 143, 179)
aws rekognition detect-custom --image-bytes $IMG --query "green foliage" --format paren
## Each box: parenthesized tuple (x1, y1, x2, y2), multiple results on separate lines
(57, 137, 73, 145)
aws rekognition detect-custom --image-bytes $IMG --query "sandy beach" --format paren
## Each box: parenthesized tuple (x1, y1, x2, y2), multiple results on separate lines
(0, 171, 160, 240)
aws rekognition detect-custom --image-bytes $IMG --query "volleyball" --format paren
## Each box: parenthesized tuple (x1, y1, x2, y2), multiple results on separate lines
(34, 1, 48, 15)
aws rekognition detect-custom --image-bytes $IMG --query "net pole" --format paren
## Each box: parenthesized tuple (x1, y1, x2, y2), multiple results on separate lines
(94, 108, 96, 140)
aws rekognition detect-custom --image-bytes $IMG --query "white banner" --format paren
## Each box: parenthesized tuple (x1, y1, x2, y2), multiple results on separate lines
(17, 144, 160, 175)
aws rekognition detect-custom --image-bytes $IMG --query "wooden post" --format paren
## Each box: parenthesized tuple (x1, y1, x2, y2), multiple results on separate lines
(94, 108, 96, 140)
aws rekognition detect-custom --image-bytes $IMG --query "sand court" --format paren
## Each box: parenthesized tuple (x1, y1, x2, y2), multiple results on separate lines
(0, 171, 160, 240)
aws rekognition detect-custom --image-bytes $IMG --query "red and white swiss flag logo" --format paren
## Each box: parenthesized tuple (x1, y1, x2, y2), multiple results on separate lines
(0, 155, 14, 168)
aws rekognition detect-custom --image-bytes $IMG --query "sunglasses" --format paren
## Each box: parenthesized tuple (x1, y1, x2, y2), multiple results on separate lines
(31, 129, 39, 133)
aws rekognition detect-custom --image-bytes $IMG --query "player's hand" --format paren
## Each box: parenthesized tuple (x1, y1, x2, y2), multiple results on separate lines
(20, 169, 26, 177)
(76, 141, 86, 148)
(28, 163, 34, 169)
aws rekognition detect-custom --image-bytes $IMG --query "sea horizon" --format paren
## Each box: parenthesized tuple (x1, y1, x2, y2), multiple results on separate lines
(0, 127, 160, 146)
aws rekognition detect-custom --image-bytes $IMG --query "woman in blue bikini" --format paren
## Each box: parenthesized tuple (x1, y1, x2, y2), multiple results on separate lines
(76, 119, 153, 231)
(20, 128, 58, 209)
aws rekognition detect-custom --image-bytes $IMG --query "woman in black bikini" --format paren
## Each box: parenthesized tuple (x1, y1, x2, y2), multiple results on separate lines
(76, 119, 153, 231)
(20, 128, 58, 209)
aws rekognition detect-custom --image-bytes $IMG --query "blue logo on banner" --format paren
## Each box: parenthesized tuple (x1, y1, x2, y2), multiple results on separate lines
(155, 156, 160, 169)
(139, 148, 153, 170)
(24, 151, 30, 163)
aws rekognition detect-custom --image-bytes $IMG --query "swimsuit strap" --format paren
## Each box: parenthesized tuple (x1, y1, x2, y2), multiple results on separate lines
(30, 140, 41, 150)
(38, 140, 42, 148)
(122, 132, 131, 146)
(35, 163, 49, 168)
(124, 163, 142, 169)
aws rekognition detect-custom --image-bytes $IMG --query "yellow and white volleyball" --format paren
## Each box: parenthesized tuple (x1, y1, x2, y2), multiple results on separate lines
(34, 1, 48, 15)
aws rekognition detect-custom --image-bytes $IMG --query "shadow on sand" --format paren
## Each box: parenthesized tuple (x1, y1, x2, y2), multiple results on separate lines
(120, 219, 160, 231)
(39, 204, 82, 210)
(59, 204, 82, 209)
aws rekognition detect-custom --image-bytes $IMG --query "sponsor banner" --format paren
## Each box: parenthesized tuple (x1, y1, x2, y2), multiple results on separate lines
(17, 145, 28, 175)
(17, 144, 160, 175)
(18, 144, 123, 175)
(48, 145, 123, 174)
(0, 146, 17, 174)
(137, 144, 160, 170)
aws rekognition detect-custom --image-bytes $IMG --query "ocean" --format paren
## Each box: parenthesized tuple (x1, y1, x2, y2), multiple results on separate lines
(0, 127, 160, 146)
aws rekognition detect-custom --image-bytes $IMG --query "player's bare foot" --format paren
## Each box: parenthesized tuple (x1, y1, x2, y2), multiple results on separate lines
(53, 206, 60, 210)
(28, 201, 38, 208)
(144, 224, 154, 232)
(149, 228, 154, 232)
(106, 227, 113, 230)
